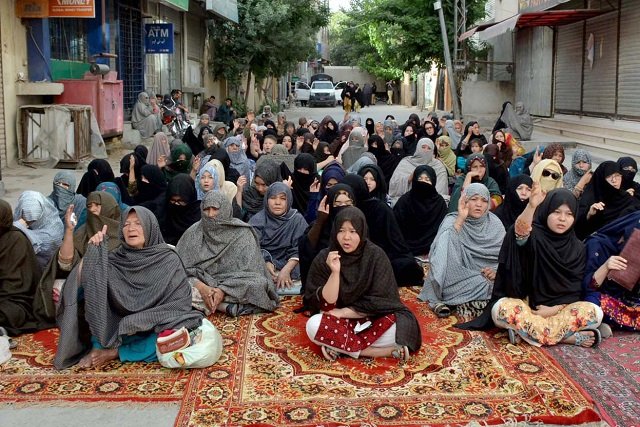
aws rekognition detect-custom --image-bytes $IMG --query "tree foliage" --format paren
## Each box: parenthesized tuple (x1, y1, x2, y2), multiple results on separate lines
(330, 0, 487, 79)
(208, 0, 329, 100)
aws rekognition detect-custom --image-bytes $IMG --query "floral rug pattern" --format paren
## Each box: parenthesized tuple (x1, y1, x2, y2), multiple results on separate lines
(176, 288, 604, 426)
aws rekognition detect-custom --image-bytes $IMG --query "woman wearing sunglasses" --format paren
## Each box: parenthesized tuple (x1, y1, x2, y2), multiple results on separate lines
(531, 159, 564, 193)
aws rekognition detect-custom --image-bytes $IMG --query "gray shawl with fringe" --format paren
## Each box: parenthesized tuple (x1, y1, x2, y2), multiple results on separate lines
(176, 192, 279, 312)
(419, 183, 505, 307)
(55, 206, 201, 368)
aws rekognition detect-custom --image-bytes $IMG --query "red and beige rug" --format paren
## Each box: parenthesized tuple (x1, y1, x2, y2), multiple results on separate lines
(175, 288, 606, 426)
(0, 288, 609, 425)
(0, 328, 191, 403)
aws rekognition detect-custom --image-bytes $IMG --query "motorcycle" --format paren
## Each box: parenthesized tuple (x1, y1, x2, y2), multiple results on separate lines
(161, 100, 190, 140)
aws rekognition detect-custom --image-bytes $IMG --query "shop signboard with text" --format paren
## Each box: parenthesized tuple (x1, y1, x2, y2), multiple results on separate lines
(145, 23, 174, 54)
(16, 0, 95, 18)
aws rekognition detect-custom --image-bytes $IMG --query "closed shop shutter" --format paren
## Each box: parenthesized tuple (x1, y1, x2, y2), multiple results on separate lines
(515, 27, 553, 116)
(0, 45, 6, 168)
(617, 0, 640, 118)
(554, 21, 583, 112)
(187, 15, 204, 61)
(186, 14, 204, 88)
(581, 11, 618, 115)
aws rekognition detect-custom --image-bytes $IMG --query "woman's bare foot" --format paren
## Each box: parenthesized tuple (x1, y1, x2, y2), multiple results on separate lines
(562, 330, 598, 348)
(77, 348, 119, 368)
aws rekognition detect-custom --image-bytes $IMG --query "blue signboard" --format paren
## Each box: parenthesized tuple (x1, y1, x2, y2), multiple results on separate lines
(145, 23, 174, 54)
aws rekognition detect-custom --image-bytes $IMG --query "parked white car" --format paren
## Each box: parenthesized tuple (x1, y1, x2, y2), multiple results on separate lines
(309, 81, 336, 107)
(333, 81, 347, 105)
(294, 81, 310, 106)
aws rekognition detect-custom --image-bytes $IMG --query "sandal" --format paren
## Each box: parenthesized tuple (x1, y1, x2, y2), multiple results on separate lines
(321, 345, 339, 362)
(507, 329, 521, 345)
(597, 323, 613, 339)
(433, 303, 451, 318)
(391, 345, 410, 362)
(573, 328, 601, 348)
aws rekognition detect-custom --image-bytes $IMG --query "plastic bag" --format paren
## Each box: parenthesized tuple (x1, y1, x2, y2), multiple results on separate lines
(156, 319, 223, 369)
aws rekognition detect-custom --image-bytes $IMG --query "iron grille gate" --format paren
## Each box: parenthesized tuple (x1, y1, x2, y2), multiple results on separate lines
(117, 1, 145, 120)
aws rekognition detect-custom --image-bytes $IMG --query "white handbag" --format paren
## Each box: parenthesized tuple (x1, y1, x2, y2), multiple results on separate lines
(0, 327, 12, 365)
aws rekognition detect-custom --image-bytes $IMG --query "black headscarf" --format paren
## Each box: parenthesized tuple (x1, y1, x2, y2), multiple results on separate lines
(305, 207, 422, 352)
(314, 141, 331, 164)
(299, 183, 357, 297)
(290, 153, 317, 214)
(459, 189, 586, 330)
(494, 174, 533, 229)
(577, 161, 640, 238)
(617, 157, 640, 200)
(367, 135, 401, 186)
(357, 163, 388, 203)
(365, 118, 375, 136)
(318, 117, 339, 144)
(76, 159, 115, 197)
(392, 165, 448, 256)
(134, 145, 149, 161)
(135, 164, 168, 222)
(162, 174, 201, 245)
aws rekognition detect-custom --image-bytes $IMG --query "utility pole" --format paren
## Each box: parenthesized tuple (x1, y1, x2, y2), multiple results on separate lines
(434, 1, 461, 119)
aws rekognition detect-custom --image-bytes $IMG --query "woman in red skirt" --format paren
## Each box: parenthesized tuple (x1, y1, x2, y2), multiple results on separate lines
(304, 207, 421, 361)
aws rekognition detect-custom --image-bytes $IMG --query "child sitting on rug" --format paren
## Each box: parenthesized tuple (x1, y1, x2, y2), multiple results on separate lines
(459, 185, 604, 348)
(304, 207, 421, 361)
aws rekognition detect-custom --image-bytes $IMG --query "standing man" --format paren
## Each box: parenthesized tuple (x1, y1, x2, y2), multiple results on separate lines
(386, 80, 394, 105)
(215, 98, 236, 127)
(371, 82, 377, 105)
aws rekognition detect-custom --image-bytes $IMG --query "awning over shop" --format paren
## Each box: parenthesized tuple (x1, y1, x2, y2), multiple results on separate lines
(459, 9, 608, 41)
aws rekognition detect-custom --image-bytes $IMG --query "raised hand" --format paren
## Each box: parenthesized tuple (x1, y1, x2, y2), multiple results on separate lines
(532, 146, 543, 166)
(157, 155, 167, 169)
(310, 177, 320, 193)
(88, 224, 108, 246)
(64, 204, 76, 231)
(236, 175, 248, 191)
(283, 176, 293, 189)
(317, 195, 329, 216)
(457, 192, 470, 221)
(528, 182, 547, 209)
(326, 250, 341, 273)
(192, 155, 202, 172)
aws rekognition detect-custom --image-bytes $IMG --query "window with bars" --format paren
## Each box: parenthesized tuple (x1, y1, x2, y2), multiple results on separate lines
(50, 18, 88, 62)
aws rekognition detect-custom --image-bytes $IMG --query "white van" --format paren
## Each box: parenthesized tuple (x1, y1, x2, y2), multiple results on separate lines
(309, 81, 336, 107)
(294, 81, 310, 106)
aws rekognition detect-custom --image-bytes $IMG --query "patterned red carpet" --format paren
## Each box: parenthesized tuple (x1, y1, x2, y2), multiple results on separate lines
(175, 288, 606, 426)
(0, 288, 610, 426)
(546, 331, 640, 426)
(0, 328, 192, 403)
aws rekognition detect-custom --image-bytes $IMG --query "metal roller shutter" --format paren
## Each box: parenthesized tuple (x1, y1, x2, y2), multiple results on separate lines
(515, 27, 553, 116)
(581, 11, 618, 115)
(554, 22, 583, 112)
(0, 45, 6, 168)
(617, 0, 640, 118)
(187, 14, 204, 61)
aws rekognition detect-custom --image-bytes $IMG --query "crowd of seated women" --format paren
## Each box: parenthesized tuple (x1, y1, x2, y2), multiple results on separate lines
(1, 107, 639, 369)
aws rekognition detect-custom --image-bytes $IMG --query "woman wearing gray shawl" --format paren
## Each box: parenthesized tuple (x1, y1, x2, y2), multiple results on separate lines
(340, 128, 367, 170)
(563, 149, 593, 196)
(55, 206, 202, 369)
(346, 153, 376, 174)
(224, 135, 253, 180)
(131, 92, 162, 138)
(494, 101, 533, 141)
(177, 192, 279, 317)
(419, 183, 505, 318)
(13, 191, 64, 271)
(48, 171, 86, 223)
(444, 119, 462, 148)
(249, 182, 308, 295)
(388, 138, 449, 206)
